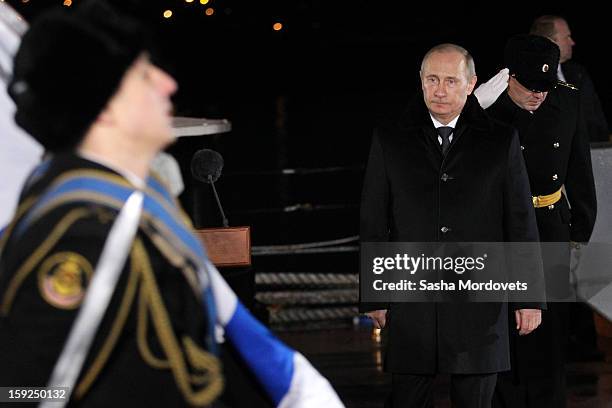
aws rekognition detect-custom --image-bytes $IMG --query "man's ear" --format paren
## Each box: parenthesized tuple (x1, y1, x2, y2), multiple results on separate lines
(467, 75, 478, 95)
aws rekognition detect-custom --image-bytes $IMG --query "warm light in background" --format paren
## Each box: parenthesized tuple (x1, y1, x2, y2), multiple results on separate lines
(63, 0, 72, 6)
(200, 0, 209, 5)
(185, 0, 194, 2)
(205, 7, 214, 16)
(21, 0, 29, 3)
(163, 10, 173, 18)
(273, 22, 283, 31)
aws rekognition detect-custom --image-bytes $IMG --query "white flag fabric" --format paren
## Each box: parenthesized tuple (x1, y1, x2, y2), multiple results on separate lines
(206, 260, 345, 407)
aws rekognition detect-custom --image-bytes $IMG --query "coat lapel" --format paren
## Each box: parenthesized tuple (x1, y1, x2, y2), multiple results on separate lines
(421, 124, 444, 168)
(396, 93, 493, 169)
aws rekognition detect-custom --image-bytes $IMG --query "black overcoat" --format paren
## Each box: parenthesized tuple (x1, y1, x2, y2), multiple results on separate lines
(360, 94, 541, 374)
(562, 61, 610, 143)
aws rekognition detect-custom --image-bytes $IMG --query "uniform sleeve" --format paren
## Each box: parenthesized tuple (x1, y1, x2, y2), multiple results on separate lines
(0, 209, 112, 387)
(503, 130, 546, 310)
(359, 130, 390, 312)
(565, 96, 597, 242)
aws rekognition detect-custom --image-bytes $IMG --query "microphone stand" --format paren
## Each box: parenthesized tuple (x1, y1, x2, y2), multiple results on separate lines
(208, 175, 229, 227)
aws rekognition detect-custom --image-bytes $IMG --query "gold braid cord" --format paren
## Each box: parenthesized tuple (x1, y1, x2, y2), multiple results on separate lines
(134, 239, 223, 406)
(74, 243, 141, 398)
(76, 239, 223, 405)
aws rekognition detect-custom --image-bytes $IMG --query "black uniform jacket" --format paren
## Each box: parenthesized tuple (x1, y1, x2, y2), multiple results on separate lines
(0, 154, 222, 407)
(487, 85, 597, 377)
(360, 94, 541, 374)
(487, 88, 597, 243)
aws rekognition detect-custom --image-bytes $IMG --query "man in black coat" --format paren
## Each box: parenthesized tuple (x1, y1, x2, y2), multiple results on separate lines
(360, 43, 543, 408)
(487, 35, 597, 408)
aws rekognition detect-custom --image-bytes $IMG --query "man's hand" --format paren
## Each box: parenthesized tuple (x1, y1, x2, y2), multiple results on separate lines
(515, 309, 542, 335)
(365, 309, 388, 329)
(473, 68, 509, 109)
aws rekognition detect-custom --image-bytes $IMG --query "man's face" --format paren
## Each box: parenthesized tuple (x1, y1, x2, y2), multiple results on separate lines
(507, 76, 548, 111)
(107, 55, 177, 150)
(421, 51, 477, 124)
(551, 19, 574, 63)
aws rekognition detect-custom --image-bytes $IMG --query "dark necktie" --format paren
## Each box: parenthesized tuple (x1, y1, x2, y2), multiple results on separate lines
(437, 126, 453, 155)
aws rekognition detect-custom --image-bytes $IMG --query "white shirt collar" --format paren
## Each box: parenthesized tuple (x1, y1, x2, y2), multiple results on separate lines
(429, 114, 460, 129)
(557, 63, 566, 82)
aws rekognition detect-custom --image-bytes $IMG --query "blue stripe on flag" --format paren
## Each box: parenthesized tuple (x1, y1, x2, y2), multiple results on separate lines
(202, 285, 218, 355)
(226, 302, 294, 404)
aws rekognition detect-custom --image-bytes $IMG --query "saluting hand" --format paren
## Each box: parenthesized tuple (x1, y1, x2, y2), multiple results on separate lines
(473, 68, 509, 109)
(515, 308, 542, 335)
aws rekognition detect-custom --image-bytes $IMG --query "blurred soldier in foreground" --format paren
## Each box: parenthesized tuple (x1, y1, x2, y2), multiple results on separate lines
(0, 1, 343, 406)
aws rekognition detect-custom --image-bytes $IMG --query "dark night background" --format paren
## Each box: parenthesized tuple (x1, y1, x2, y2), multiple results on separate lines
(8, 0, 611, 277)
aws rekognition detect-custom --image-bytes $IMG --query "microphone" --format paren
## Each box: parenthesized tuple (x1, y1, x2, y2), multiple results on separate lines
(191, 149, 228, 227)
(191, 148, 224, 184)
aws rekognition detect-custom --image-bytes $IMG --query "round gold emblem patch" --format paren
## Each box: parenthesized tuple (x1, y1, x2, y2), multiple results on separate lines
(38, 252, 93, 309)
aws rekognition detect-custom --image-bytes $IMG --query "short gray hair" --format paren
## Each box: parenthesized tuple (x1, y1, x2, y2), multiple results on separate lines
(420, 43, 476, 79)
(530, 15, 564, 39)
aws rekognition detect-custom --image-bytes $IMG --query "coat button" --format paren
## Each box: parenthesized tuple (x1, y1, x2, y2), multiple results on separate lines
(441, 173, 450, 181)
(441, 226, 450, 233)
(553, 142, 560, 148)
(520, 145, 525, 151)
(548, 204, 555, 210)
(552, 174, 558, 180)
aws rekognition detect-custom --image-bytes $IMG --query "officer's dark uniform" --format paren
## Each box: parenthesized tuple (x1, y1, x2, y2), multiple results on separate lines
(0, 154, 224, 407)
(488, 35, 597, 408)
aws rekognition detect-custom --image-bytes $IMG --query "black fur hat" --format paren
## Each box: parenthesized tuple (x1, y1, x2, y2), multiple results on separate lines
(504, 34, 560, 92)
(8, 0, 149, 152)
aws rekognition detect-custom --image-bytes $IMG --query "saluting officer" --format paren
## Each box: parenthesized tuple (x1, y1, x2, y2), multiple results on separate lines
(487, 34, 597, 408)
